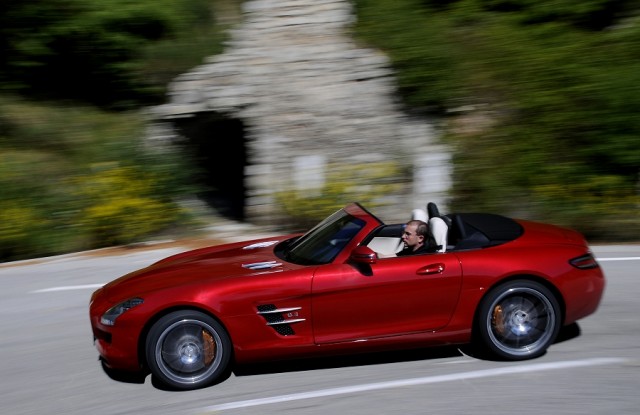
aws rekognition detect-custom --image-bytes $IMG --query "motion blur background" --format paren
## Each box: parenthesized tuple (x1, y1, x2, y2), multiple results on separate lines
(1, 0, 639, 262)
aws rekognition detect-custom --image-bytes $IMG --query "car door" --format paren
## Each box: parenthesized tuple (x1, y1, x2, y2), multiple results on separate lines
(311, 253, 462, 344)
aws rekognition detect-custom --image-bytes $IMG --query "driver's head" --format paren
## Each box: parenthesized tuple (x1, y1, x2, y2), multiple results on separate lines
(402, 220, 428, 251)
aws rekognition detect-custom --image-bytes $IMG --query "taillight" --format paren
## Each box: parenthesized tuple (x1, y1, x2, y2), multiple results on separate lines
(569, 253, 599, 269)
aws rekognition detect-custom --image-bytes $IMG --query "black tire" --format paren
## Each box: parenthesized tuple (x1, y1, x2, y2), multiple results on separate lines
(145, 310, 232, 390)
(475, 280, 561, 361)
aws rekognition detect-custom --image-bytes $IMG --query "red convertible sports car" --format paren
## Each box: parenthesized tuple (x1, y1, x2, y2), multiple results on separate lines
(89, 202, 605, 390)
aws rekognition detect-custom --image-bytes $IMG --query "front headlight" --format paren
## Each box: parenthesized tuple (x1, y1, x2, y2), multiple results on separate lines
(100, 298, 144, 326)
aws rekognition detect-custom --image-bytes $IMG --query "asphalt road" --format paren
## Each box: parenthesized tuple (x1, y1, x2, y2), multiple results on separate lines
(1, 244, 639, 415)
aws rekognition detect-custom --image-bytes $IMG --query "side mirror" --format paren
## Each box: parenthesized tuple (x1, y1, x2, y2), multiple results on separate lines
(350, 246, 378, 264)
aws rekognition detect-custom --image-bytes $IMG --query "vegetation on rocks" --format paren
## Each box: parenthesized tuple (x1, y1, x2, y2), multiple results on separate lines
(1, 0, 638, 261)
(352, 0, 640, 240)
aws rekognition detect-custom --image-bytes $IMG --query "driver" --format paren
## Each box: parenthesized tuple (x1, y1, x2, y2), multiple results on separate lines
(397, 220, 430, 256)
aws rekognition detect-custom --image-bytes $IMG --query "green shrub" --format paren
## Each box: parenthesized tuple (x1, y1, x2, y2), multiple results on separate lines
(532, 175, 640, 240)
(354, 0, 640, 239)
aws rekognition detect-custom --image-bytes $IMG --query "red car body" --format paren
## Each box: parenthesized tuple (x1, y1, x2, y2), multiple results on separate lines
(89, 203, 605, 390)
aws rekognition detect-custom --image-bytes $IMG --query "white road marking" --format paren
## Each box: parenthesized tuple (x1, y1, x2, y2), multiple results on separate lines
(597, 257, 640, 261)
(30, 284, 104, 293)
(199, 357, 626, 412)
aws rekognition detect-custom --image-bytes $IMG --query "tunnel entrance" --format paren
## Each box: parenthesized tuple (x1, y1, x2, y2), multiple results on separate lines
(175, 112, 247, 220)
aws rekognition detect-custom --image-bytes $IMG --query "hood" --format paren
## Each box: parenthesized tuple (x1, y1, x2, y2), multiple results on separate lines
(152, 237, 290, 267)
(99, 236, 297, 301)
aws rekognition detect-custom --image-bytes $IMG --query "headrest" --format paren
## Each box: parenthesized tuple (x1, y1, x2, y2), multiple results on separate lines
(411, 208, 428, 222)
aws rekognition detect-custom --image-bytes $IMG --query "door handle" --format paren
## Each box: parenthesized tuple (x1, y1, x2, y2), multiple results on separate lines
(417, 263, 445, 275)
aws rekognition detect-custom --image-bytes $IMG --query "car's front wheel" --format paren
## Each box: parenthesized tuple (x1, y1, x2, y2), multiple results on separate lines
(476, 280, 561, 360)
(145, 310, 232, 390)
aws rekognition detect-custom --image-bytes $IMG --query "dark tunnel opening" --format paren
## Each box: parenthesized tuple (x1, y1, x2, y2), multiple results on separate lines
(174, 112, 247, 221)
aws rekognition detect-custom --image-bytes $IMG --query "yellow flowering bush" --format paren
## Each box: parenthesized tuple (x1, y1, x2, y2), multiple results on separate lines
(74, 166, 183, 246)
(0, 202, 49, 258)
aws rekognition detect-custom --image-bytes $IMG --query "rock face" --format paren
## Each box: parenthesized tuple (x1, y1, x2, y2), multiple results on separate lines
(150, 0, 450, 225)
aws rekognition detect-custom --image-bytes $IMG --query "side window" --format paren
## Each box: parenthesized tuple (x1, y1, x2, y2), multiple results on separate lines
(367, 236, 402, 258)
(365, 224, 404, 258)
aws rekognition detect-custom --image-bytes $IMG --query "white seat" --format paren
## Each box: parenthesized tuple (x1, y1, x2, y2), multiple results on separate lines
(428, 217, 448, 253)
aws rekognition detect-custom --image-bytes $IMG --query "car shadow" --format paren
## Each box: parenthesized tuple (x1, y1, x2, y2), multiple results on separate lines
(554, 322, 581, 344)
(460, 322, 583, 361)
(99, 359, 147, 385)
(234, 323, 581, 376)
(103, 323, 582, 390)
(233, 346, 464, 377)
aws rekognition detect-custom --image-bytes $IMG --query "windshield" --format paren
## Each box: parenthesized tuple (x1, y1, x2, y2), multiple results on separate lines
(284, 209, 366, 265)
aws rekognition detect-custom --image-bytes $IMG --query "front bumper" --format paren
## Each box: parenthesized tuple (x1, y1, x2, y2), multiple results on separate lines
(90, 290, 144, 372)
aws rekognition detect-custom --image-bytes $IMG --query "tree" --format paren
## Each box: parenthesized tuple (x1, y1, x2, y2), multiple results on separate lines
(0, 0, 220, 108)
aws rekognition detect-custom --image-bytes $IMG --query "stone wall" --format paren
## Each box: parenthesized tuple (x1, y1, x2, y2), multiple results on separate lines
(150, 0, 451, 225)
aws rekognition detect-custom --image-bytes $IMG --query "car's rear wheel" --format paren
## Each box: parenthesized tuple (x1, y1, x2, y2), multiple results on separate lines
(476, 280, 561, 360)
(145, 310, 232, 390)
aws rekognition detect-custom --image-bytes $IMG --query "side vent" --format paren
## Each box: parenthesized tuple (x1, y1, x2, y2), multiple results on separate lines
(256, 304, 305, 336)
